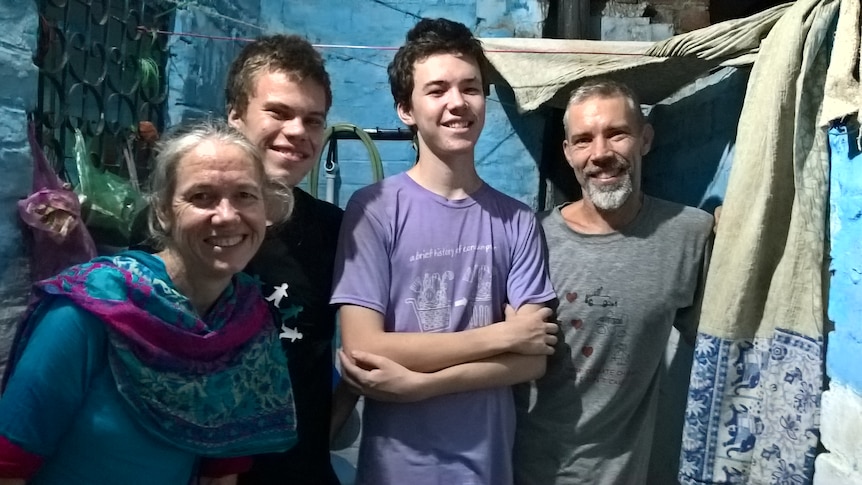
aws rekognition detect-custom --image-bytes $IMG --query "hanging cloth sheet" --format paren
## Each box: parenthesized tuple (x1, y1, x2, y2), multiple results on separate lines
(678, 0, 839, 483)
(820, 0, 862, 124)
(479, 4, 789, 112)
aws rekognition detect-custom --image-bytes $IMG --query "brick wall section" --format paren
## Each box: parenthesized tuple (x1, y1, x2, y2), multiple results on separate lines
(597, 0, 710, 34)
(0, 1, 38, 377)
(677, 7, 710, 32)
(651, 0, 709, 33)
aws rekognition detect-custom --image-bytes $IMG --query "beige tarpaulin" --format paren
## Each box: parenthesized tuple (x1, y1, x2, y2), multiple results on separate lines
(675, 0, 840, 483)
(820, 0, 862, 124)
(480, 3, 790, 112)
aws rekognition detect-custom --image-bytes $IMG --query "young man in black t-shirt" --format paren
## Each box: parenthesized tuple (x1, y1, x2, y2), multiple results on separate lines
(225, 35, 344, 485)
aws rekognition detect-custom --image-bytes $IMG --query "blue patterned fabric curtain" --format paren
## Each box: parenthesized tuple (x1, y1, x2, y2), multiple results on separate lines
(678, 1, 840, 483)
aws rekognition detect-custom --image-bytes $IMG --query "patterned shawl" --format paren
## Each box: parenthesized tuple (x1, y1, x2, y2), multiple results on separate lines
(3, 250, 296, 457)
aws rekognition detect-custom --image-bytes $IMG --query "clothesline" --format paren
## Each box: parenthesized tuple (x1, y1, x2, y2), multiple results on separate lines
(136, 27, 651, 56)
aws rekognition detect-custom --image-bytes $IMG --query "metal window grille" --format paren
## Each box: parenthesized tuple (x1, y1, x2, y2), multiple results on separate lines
(35, 0, 170, 184)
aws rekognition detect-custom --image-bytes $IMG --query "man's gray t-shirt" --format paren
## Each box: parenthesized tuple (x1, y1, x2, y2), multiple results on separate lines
(514, 195, 713, 485)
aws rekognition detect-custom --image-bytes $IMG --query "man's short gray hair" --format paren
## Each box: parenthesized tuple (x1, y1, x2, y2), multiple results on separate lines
(562, 79, 646, 135)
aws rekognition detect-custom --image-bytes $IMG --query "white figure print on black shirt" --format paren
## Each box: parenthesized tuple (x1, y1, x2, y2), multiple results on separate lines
(263, 281, 304, 342)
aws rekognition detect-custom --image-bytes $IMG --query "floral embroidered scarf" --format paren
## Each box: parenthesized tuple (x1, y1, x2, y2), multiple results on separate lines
(4, 250, 296, 457)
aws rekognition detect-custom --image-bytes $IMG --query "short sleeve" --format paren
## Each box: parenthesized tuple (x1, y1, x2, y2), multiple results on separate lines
(674, 232, 712, 344)
(507, 211, 555, 309)
(0, 298, 106, 457)
(330, 193, 392, 313)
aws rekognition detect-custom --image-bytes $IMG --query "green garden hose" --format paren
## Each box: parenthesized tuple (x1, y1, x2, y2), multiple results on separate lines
(308, 123, 384, 201)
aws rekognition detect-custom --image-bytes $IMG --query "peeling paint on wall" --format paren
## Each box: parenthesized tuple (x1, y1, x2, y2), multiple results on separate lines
(0, 0, 38, 377)
(817, 121, 862, 484)
(826, 122, 862, 393)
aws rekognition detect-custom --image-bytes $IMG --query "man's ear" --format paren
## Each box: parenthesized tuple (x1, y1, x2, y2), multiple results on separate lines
(396, 103, 415, 127)
(227, 107, 244, 130)
(640, 123, 654, 156)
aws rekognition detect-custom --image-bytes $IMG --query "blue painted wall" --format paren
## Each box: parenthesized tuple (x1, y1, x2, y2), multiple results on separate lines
(0, 0, 38, 373)
(164, 0, 547, 208)
(814, 117, 862, 485)
(644, 66, 748, 212)
(827, 122, 862, 394)
(166, 0, 261, 125)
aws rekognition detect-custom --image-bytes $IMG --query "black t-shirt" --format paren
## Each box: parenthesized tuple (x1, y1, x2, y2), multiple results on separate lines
(131, 188, 343, 484)
(240, 188, 343, 485)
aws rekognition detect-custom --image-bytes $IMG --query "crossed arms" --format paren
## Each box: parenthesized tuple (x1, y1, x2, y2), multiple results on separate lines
(337, 303, 558, 403)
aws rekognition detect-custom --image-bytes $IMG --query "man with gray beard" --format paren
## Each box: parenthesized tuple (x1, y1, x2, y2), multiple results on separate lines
(513, 79, 714, 485)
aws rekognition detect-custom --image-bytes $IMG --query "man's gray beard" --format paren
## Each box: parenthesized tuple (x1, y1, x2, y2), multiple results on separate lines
(585, 173, 633, 211)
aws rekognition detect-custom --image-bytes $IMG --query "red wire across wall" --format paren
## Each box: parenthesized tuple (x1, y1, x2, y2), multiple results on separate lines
(136, 26, 650, 56)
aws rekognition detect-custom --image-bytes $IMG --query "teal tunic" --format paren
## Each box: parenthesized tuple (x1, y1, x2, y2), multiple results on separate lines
(0, 298, 199, 484)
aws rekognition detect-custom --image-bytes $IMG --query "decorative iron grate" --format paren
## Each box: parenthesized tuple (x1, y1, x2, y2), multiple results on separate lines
(35, 0, 171, 184)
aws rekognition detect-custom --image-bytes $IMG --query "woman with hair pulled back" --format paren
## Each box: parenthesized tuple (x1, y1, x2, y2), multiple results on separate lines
(0, 120, 297, 485)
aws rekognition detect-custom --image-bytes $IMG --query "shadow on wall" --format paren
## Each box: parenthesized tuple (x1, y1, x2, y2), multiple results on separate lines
(643, 66, 751, 211)
(495, 82, 548, 166)
(487, 82, 555, 208)
(537, 104, 581, 210)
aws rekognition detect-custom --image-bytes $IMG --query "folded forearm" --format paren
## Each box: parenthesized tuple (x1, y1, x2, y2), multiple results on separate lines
(340, 303, 555, 373)
(343, 323, 508, 373)
(415, 353, 546, 399)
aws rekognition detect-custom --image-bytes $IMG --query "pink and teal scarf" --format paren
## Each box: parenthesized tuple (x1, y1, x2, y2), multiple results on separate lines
(4, 250, 297, 457)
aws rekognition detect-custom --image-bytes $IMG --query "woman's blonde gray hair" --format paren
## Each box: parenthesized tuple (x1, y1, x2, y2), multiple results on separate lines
(146, 119, 293, 249)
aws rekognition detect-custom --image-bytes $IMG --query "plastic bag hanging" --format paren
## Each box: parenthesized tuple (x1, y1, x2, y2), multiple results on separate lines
(17, 122, 97, 281)
(73, 128, 145, 245)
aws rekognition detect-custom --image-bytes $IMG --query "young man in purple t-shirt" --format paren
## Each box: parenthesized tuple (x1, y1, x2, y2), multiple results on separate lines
(330, 17, 558, 485)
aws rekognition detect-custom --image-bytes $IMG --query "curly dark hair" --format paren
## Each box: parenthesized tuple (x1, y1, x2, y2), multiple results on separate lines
(226, 34, 332, 118)
(387, 18, 489, 111)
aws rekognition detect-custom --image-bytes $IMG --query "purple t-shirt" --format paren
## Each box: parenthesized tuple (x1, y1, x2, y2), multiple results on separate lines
(331, 173, 554, 485)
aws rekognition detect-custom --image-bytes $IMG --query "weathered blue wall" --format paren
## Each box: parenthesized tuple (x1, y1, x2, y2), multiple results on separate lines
(825, 123, 862, 394)
(814, 122, 862, 484)
(163, 0, 548, 208)
(166, 0, 262, 125)
(265, 0, 547, 208)
(0, 0, 38, 373)
(644, 66, 747, 211)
